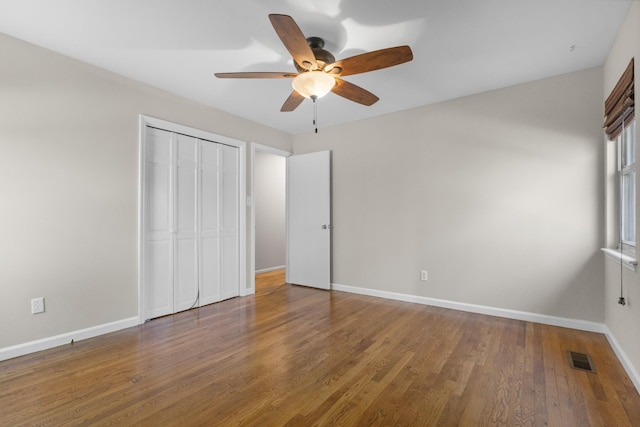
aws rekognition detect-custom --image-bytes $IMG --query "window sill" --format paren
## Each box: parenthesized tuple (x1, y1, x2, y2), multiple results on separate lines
(601, 248, 638, 271)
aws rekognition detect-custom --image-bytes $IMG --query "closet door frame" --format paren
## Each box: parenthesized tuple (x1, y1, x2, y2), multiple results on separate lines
(137, 115, 247, 324)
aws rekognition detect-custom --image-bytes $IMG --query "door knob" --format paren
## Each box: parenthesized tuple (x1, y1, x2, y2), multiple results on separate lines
(322, 224, 333, 229)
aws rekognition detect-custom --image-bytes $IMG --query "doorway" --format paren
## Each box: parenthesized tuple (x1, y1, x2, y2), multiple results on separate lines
(250, 144, 291, 292)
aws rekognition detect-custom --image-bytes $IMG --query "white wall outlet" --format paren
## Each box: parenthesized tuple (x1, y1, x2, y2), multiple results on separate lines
(31, 297, 45, 314)
(420, 270, 428, 281)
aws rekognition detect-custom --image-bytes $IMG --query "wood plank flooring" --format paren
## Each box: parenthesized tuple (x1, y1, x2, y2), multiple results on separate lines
(1, 269, 639, 426)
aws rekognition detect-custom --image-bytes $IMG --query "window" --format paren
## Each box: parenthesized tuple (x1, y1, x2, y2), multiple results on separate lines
(604, 58, 635, 259)
(617, 120, 636, 254)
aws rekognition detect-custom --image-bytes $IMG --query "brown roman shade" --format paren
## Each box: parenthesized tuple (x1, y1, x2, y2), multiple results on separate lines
(604, 58, 635, 141)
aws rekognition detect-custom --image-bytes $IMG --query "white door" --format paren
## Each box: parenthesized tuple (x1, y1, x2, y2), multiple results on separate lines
(199, 141, 222, 305)
(142, 127, 240, 320)
(144, 128, 173, 318)
(286, 151, 331, 289)
(200, 142, 240, 304)
(174, 134, 198, 312)
(220, 145, 240, 300)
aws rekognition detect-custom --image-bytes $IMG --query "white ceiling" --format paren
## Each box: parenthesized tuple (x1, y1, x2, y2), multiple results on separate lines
(0, 0, 632, 134)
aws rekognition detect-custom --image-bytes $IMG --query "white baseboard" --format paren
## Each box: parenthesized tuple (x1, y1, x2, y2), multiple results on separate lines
(255, 265, 285, 274)
(603, 326, 640, 394)
(0, 317, 139, 362)
(331, 283, 606, 333)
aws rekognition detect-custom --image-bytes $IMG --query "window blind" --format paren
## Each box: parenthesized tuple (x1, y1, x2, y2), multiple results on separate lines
(604, 58, 634, 141)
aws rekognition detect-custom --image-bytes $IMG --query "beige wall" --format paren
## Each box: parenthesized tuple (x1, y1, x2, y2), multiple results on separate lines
(293, 67, 605, 322)
(0, 32, 292, 349)
(603, 1, 640, 385)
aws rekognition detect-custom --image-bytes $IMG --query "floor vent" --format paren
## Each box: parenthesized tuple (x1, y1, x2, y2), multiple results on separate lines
(568, 351, 596, 373)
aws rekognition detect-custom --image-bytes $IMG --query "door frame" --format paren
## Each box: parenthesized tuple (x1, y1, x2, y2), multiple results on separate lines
(249, 143, 291, 294)
(138, 115, 247, 324)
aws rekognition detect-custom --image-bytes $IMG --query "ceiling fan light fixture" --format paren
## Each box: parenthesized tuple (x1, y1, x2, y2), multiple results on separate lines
(292, 71, 335, 99)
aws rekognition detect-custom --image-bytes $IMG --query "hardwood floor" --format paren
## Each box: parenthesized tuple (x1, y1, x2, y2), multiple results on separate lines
(2, 269, 639, 426)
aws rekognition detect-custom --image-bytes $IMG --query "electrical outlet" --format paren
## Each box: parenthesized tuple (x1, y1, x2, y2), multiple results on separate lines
(420, 270, 428, 281)
(31, 297, 45, 314)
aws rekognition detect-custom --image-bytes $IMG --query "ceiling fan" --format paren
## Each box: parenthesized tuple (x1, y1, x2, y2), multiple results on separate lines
(215, 14, 414, 113)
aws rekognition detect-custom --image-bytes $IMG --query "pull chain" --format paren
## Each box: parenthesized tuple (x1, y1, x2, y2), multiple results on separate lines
(619, 116, 627, 305)
(311, 95, 318, 133)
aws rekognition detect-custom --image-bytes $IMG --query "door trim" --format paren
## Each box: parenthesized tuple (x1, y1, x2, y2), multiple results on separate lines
(249, 143, 291, 295)
(138, 115, 247, 324)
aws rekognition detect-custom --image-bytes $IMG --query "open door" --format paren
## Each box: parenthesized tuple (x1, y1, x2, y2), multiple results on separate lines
(286, 151, 331, 289)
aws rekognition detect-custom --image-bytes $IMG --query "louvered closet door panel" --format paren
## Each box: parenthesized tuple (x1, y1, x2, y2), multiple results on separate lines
(199, 141, 221, 305)
(221, 144, 239, 300)
(174, 134, 198, 312)
(144, 128, 173, 319)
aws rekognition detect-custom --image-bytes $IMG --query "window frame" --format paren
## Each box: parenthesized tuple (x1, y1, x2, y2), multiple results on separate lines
(616, 119, 636, 257)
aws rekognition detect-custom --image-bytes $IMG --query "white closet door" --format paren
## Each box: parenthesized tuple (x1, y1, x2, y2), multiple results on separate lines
(144, 128, 173, 318)
(174, 134, 198, 312)
(142, 126, 240, 320)
(199, 141, 221, 305)
(221, 145, 239, 300)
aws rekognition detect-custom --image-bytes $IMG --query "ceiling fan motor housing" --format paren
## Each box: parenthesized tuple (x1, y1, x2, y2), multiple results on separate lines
(295, 37, 336, 72)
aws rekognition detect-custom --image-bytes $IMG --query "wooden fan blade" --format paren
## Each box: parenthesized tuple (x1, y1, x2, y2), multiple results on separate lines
(281, 91, 306, 112)
(215, 72, 297, 79)
(269, 14, 318, 71)
(331, 78, 379, 106)
(327, 46, 413, 77)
